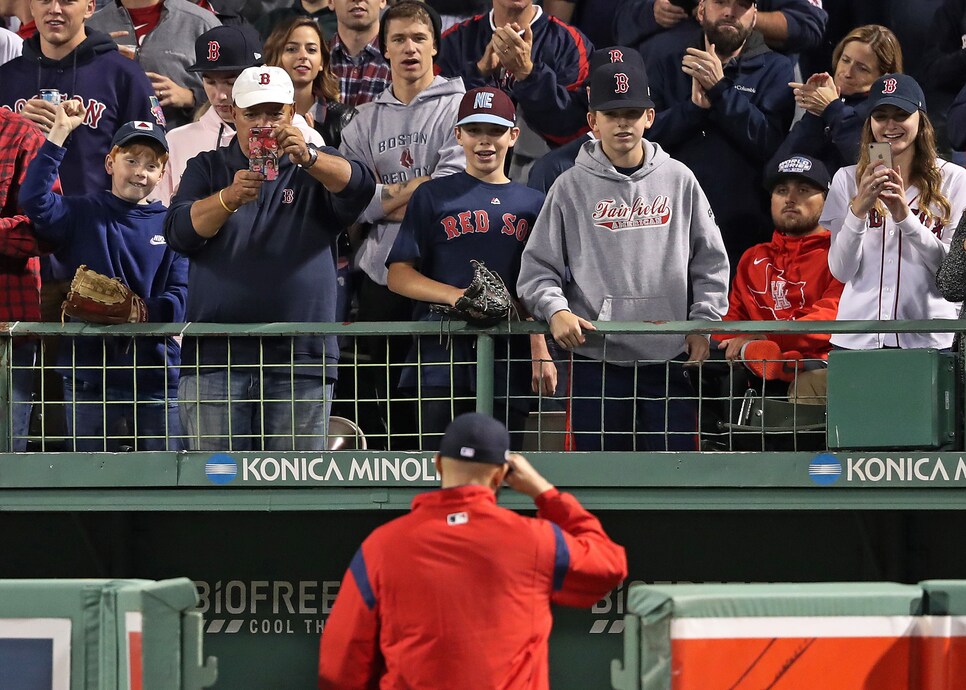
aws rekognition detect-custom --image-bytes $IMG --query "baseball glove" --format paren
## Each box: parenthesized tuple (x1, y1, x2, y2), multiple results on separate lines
(430, 260, 513, 327)
(62, 265, 148, 325)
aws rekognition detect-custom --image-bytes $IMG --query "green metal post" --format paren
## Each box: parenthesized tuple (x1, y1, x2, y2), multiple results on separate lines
(476, 333, 494, 415)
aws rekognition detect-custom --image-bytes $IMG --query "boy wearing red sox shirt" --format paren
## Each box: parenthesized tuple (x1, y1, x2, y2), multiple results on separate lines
(518, 59, 729, 451)
(386, 86, 554, 448)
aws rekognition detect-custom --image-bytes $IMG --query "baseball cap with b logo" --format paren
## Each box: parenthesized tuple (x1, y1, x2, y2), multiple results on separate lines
(589, 61, 655, 111)
(232, 66, 295, 108)
(188, 25, 263, 73)
(583, 45, 646, 86)
(456, 87, 516, 128)
(867, 73, 927, 114)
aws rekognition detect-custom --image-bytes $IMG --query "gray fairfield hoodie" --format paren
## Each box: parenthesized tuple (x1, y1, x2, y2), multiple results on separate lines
(518, 139, 730, 363)
(340, 75, 467, 285)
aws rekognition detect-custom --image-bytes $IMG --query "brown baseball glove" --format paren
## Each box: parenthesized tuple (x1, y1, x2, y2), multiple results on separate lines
(62, 265, 148, 324)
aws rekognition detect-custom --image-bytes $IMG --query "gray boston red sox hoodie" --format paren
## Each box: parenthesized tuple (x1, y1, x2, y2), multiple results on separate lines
(340, 74, 466, 286)
(518, 138, 730, 363)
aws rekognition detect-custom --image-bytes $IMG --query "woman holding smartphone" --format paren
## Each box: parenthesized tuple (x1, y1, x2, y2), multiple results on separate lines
(820, 73, 966, 351)
(778, 25, 902, 173)
(263, 18, 357, 149)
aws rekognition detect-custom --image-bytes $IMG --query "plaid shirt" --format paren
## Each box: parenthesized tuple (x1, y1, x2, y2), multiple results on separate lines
(329, 33, 391, 108)
(0, 109, 54, 321)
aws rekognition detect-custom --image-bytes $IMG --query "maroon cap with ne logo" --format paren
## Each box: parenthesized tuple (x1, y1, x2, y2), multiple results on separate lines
(589, 61, 654, 111)
(456, 87, 516, 129)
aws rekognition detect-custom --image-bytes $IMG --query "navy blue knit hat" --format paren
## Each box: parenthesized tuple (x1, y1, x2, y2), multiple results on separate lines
(439, 413, 510, 464)
(379, 1, 442, 53)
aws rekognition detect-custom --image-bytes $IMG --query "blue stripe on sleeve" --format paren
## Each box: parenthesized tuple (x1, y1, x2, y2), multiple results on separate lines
(349, 548, 377, 610)
(551, 523, 571, 591)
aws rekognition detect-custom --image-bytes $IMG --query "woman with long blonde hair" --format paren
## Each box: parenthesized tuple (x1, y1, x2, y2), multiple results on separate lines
(780, 24, 902, 173)
(820, 73, 966, 351)
(263, 17, 357, 148)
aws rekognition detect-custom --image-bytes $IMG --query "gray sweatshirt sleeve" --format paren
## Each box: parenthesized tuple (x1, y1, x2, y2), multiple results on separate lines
(686, 178, 730, 323)
(338, 117, 383, 224)
(517, 187, 572, 322)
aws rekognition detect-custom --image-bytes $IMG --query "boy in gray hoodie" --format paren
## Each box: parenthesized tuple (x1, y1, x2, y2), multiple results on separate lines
(517, 60, 729, 451)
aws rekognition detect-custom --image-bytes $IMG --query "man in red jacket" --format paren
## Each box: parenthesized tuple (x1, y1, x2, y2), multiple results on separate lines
(318, 412, 628, 690)
(716, 153, 844, 403)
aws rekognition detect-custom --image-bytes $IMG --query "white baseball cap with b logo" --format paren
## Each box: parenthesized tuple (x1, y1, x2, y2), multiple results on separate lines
(232, 66, 295, 108)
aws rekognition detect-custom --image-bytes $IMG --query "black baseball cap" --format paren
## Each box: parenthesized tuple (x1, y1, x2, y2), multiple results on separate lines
(764, 154, 830, 193)
(438, 413, 510, 465)
(584, 46, 645, 87)
(866, 73, 927, 114)
(111, 120, 169, 152)
(589, 61, 655, 111)
(188, 25, 263, 73)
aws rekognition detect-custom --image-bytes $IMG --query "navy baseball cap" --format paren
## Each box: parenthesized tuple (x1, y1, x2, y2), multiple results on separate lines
(111, 121, 169, 152)
(188, 25, 263, 73)
(438, 413, 510, 464)
(584, 46, 645, 87)
(867, 73, 926, 114)
(764, 154, 830, 193)
(456, 87, 516, 128)
(590, 61, 655, 111)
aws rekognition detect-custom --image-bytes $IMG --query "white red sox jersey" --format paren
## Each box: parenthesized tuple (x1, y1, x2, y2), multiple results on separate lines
(821, 160, 966, 350)
(340, 75, 467, 285)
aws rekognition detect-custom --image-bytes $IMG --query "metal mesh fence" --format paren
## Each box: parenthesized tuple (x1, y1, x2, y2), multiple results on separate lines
(0, 319, 958, 454)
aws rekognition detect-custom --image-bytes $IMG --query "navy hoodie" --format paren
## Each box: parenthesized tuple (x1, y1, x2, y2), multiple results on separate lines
(0, 28, 160, 197)
(20, 141, 187, 396)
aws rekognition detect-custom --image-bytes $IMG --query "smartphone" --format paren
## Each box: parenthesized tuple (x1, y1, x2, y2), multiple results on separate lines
(868, 142, 893, 170)
(248, 127, 279, 181)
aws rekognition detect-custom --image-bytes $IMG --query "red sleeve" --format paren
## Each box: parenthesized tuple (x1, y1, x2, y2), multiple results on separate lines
(535, 488, 627, 608)
(712, 256, 752, 344)
(318, 548, 383, 690)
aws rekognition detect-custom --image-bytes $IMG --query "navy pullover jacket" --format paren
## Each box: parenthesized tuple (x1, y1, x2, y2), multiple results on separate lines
(165, 140, 375, 379)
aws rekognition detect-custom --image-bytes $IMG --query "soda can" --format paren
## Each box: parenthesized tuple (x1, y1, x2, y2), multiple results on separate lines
(40, 89, 62, 104)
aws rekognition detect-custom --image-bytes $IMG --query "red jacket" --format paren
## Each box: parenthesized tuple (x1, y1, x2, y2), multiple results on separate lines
(318, 485, 627, 690)
(720, 229, 844, 360)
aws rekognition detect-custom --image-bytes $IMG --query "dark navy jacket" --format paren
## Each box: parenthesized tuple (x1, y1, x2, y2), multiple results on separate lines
(436, 8, 593, 146)
(527, 134, 591, 194)
(613, 0, 828, 56)
(775, 92, 870, 177)
(21, 141, 186, 395)
(165, 139, 375, 379)
(648, 26, 795, 264)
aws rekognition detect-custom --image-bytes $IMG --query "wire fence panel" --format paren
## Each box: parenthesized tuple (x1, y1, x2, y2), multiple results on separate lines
(0, 319, 961, 454)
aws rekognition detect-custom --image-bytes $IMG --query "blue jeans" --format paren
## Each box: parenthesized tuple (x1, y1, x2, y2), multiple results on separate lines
(178, 369, 333, 451)
(570, 355, 698, 451)
(63, 377, 183, 451)
(4, 341, 36, 452)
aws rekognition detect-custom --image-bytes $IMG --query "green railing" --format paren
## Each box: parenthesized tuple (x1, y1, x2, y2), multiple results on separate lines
(0, 319, 963, 512)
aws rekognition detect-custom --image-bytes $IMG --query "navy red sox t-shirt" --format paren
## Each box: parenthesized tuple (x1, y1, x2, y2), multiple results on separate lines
(387, 171, 546, 392)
